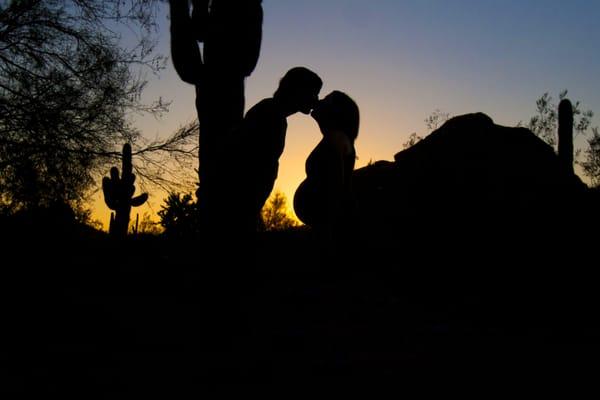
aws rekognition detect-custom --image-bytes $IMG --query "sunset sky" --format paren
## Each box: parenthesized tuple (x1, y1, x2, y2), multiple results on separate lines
(92, 0, 600, 229)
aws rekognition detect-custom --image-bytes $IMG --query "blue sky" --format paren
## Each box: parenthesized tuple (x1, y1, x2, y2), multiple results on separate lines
(95, 0, 600, 226)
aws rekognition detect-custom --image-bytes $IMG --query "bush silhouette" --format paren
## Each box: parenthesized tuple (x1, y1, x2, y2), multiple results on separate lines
(158, 192, 200, 239)
(260, 191, 299, 232)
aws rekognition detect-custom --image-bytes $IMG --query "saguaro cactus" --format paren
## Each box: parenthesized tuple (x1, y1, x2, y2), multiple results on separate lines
(169, 0, 263, 228)
(102, 143, 148, 238)
(558, 98, 574, 175)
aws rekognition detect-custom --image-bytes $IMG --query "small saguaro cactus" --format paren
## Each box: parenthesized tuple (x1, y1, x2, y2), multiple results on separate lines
(102, 143, 148, 238)
(558, 98, 574, 175)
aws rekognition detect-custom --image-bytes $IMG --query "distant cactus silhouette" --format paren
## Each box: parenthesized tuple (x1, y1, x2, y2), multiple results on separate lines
(558, 98, 574, 175)
(102, 143, 148, 238)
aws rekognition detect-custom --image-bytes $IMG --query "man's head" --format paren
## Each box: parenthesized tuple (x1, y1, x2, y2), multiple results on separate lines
(274, 67, 323, 115)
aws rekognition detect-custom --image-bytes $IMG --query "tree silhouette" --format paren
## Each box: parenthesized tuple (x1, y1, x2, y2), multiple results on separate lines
(402, 133, 424, 149)
(0, 0, 196, 213)
(425, 109, 451, 132)
(137, 212, 163, 235)
(260, 191, 299, 232)
(582, 128, 600, 187)
(157, 192, 199, 238)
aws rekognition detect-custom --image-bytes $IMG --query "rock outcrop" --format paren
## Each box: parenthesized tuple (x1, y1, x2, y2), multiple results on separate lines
(352, 113, 588, 242)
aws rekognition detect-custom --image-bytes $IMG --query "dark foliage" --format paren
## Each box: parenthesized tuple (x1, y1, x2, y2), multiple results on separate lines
(582, 128, 600, 187)
(0, 0, 197, 214)
(157, 191, 199, 238)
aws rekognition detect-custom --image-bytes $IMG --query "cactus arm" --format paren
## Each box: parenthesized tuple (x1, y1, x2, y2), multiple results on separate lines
(205, 0, 263, 77)
(122, 143, 132, 178)
(240, 3, 263, 77)
(102, 176, 117, 210)
(169, 0, 203, 85)
(110, 166, 120, 183)
(191, 0, 209, 42)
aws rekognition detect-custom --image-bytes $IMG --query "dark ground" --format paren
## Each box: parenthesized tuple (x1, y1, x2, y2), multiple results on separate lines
(2, 219, 600, 395)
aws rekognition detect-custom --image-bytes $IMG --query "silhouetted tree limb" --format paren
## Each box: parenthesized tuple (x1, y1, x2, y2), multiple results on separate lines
(0, 0, 198, 211)
(425, 109, 451, 132)
(582, 128, 600, 187)
(130, 121, 199, 194)
(402, 132, 423, 149)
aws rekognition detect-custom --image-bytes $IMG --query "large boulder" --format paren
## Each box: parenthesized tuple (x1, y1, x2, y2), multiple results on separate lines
(352, 113, 589, 243)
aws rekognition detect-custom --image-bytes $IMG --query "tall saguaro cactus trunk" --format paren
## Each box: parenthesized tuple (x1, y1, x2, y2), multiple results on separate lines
(169, 0, 263, 231)
(558, 99, 574, 176)
(556, 99, 578, 230)
(102, 144, 148, 238)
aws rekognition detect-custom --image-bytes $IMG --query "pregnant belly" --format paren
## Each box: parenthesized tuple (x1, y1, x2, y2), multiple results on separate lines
(293, 179, 325, 227)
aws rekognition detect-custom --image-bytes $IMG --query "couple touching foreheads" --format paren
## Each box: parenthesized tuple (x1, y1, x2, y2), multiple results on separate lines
(219, 67, 359, 249)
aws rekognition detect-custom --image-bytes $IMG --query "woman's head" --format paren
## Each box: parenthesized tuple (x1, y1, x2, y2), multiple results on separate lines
(311, 91, 360, 141)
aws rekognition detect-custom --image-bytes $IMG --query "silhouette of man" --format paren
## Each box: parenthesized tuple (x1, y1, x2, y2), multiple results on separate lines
(219, 67, 323, 236)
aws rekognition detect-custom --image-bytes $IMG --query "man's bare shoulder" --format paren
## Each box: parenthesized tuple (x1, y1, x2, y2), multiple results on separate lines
(244, 98, 286, 131)
(245, 98, 276, 118)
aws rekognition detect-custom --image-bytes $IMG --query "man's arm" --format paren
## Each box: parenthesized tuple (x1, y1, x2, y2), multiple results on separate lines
(169, 0, 203, 85)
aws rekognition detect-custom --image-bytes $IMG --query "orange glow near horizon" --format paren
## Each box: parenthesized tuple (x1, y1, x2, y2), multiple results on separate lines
(90, 105, 401, 232)
(87, 1, 600, 230)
